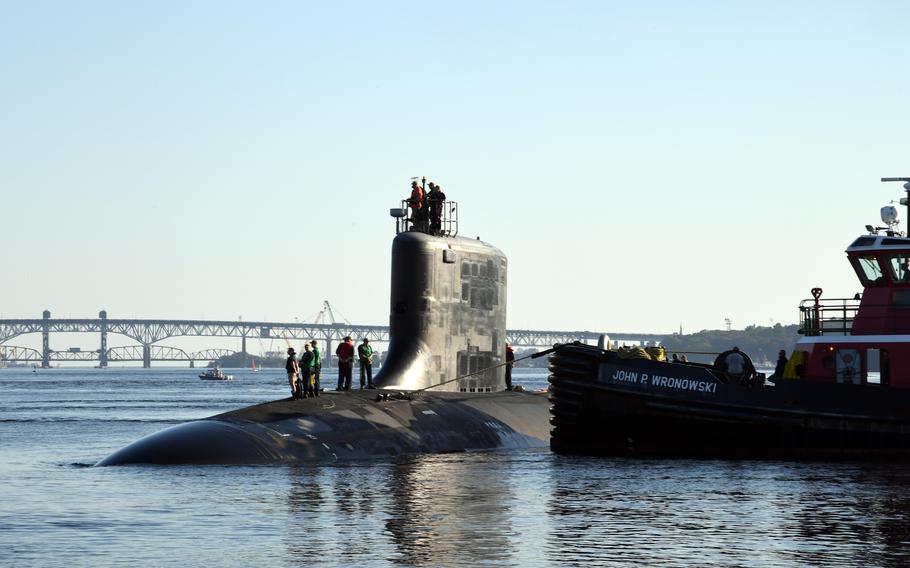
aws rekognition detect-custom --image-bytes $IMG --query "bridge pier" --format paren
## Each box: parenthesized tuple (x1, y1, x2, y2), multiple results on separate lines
(41, 310, 51, 368)
(142, 344, 151, 368)
(99, 310, 108, 368)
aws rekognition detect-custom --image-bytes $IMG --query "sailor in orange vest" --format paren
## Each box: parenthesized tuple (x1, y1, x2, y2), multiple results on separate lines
(408, 180, 425, 231)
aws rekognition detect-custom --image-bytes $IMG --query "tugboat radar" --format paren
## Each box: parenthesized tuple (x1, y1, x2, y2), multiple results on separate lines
(881, 177, 910, 235)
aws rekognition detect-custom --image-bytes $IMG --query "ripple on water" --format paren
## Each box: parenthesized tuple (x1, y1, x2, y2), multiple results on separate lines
(4, 370, 910, 566)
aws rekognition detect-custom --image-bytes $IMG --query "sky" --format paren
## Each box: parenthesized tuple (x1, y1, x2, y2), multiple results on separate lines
(3, 0, 910, 345)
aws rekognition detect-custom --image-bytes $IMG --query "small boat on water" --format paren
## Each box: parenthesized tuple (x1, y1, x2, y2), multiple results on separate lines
(199, 368, 233, 381)
(549, 177, 910, 458)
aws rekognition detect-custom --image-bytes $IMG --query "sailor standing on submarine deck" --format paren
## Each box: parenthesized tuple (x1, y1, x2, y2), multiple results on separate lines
(336, 336, 355, 391)
(505, 343, 515, 391)
(310, 340, 322, 395)
(426, 182, 446, 235)
(285, 347, 300, 399)
(299, 343, 316, 398)
(358, 338, 374, 389)
(407, 180, 425, 232)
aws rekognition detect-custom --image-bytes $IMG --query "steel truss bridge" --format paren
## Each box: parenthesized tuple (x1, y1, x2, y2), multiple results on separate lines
(0, 311, 663, 367)
(0, 345, 236, 366)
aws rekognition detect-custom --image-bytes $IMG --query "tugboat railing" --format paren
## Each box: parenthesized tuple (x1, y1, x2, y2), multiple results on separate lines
(798, 298, 860, 336)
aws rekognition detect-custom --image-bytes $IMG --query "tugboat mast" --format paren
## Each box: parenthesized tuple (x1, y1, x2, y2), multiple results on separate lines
(881, 177, 910, 234)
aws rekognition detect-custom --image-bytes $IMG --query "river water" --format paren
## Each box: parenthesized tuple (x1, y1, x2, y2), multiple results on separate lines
(2, 367, 910, 567)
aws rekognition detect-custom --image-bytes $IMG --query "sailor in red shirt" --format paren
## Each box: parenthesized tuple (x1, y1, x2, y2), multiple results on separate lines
(335, 336, 355, 391)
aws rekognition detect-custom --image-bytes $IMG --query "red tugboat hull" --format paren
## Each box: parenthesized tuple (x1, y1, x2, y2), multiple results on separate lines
(549, 343, 910, 458)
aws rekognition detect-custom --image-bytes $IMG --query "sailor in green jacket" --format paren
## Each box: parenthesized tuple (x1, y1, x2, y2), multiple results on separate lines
(310, 340, 322, 395)
(358, 338, 375, 389)
(299, 343, 316, 398)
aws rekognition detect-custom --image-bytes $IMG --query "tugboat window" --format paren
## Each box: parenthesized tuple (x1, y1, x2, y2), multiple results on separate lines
(885, 254, 910, 283)
(850, 256, 884, 286)
(866, 348, 884, 385)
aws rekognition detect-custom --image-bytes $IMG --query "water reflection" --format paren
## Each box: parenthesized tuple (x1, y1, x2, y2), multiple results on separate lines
(18, 368, 910, 567)
(275, 455, 910, 566)
(786, 464, 910, 568)
(284, 465, 327, 562)
(284, 464, 381, 564)
(547, 458, 910, 567)
(381, 453, 517, 565)
(281, 454, 519, 566)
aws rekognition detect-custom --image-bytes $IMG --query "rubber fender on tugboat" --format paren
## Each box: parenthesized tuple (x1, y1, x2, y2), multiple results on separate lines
(547, 383, 587, 400)
(547, 360, 597, 375)
(549, 395, 583, 410)
(549, 404, 581, 419)
(548, 350, 596, 362)
(547, 365, 594, 379)
(549, 353, 598, 372)
(551, 342, 607, 358)
(549, 410, 582, 428)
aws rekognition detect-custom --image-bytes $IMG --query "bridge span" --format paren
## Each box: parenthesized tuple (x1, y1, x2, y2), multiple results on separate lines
(0, 311, 665, 367)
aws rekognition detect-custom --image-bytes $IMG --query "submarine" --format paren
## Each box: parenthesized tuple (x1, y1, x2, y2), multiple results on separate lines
(99, 195, 551, 465)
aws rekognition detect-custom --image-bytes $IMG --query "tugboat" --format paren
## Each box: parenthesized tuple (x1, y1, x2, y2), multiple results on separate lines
(199, 368, 232, 381)
(549, 177, 910, 458)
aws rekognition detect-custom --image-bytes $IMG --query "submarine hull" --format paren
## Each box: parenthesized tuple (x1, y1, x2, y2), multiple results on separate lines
(99, 226, 541, 466)
(99, 390, 550, 465)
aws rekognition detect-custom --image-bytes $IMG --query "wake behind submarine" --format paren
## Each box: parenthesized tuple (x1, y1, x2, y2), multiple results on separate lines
(99, 195, 551, 465)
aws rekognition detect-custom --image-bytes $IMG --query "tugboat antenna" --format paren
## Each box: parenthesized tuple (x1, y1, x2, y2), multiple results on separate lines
(881, 177, 910, 233)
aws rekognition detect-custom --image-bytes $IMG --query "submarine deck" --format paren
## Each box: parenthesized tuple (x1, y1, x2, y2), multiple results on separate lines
(216, 389, 547, 425)
(99, 389, 551, 465)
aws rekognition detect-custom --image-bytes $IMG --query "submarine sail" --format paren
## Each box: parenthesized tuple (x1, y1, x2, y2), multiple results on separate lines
(376, 231, 508, 392)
